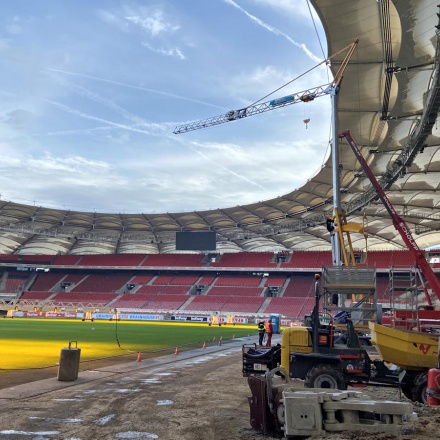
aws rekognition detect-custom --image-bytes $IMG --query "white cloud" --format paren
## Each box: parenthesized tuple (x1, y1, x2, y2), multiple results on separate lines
(125, 9, 179, 37)
(141, 42, 185, 60)
(221, 63, 330, 106)
(95, 10, 129, 32)
(223, 0, 321, 62)
(47, 68, 224, 110)
(250, 0, 313, 19)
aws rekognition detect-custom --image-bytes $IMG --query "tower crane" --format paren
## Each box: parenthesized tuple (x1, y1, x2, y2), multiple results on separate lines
(174, 40, 359, 267)
(174, 82, 330, 134)
(173, 39, 358, 135)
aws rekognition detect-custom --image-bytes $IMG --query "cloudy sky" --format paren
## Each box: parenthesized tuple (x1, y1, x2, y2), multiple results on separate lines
(0, 0, 332, 214)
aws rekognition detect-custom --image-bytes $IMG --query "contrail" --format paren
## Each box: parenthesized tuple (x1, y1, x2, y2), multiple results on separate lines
(47, 68, 226, 110)
(63, 81, 145, 125)
(37, 126, 112, 137)
(189, 144, 268, 192)
(223, 0, 322, 63)
(44, 98, 171, 136)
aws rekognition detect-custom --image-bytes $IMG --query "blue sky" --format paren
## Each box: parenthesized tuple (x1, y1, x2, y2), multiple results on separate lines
(0, 0, 332, 214)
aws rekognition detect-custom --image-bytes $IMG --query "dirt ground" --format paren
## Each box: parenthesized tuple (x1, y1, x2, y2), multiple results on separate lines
(0, 341, 440, 440)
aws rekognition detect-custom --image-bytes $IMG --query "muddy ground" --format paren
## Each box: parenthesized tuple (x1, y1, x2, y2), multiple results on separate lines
(0, 342, 439, 440)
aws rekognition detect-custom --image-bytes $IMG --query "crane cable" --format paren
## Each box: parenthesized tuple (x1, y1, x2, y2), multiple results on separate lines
(306, 0, 328, 70)
(248, 40, 358, 108)
(304, 0, 327, 130)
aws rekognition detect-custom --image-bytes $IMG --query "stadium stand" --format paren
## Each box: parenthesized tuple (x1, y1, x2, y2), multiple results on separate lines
(135, 285, 165, 294)
(76, 254, 145, 267)
(211, 252, 276, 267)
(161, 285, 192, 295)
(130, 275, 153, 284)
(144, 294, 189, 310)
(19, 291, 53, 302)
(264, 276, 287, 287)
(215, 275, 262, 287)
(170, 275, 200, 285)
(206, 286, 263, 296)
(49, 292, 118, 307)
(4, 250, 438, 320)
(220, 296, 265, 313)
(198, 275, 216, 286)
(183, 295, 229, 312)
(112, 293, 156, 309)
(141, 254, 204, 267)
(70, 274, 131, 292)
(3, 273, 29, 293)
(281, 250, 333, 268)
(282, 277, 315, 297)
(28, 272, 66, 291)
(363, 250, 416, 269)
(263, 297, 315, 319)
(152, 275, 175, 285)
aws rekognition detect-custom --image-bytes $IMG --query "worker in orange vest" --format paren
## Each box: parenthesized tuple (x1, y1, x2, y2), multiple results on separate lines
(265, 319, 273, 347)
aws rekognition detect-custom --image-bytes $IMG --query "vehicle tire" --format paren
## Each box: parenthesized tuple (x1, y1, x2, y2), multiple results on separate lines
(411, 372, 428, 404)
(400, 382, 413, 401)
(304, 364, 347, 390)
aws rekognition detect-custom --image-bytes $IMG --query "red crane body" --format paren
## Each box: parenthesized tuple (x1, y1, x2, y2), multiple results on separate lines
(339, 129, 440, 304)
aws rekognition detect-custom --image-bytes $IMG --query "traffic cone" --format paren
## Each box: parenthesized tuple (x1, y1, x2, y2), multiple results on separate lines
(136, 352, 142, 362)
(174, 346, 179, 355)
(218, 336, 222, 346)
(202, 341, 206, 349)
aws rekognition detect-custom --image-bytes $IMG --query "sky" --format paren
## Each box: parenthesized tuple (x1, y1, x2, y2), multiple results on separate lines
(0, 0, 333, 215)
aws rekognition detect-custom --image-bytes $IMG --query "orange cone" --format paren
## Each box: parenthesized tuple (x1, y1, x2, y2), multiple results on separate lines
(202, 341, 206, 349)
(174, 346, 179, 355)
(136, 351, 142, 362)
(218, 336, 222, 346)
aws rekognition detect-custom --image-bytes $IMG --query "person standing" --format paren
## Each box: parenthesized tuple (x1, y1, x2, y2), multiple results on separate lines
(257, 320, 265, 345)
(265, 319, 273, 347)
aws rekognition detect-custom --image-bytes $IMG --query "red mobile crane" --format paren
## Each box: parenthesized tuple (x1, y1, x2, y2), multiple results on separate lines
(339, 130, 440, 308)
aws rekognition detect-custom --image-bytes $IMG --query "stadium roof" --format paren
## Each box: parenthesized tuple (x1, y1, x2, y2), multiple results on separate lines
(1, 0, 440, 256)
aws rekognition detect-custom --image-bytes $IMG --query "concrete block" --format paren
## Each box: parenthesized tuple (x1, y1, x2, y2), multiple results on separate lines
(323, 398, 413, 415)
(322, 398, 416, 435)
(283, 393, 325, 436)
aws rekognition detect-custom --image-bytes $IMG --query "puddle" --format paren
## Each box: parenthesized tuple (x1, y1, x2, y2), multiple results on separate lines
(78, 388, 141, 394)
(52, 398, 84, 402)
(156, 400, 173, 405)
(29, 417, 82, 423)
(0, 430, 60, 436)
(94, 414, 116, 425)
(115, 432, 158, 439)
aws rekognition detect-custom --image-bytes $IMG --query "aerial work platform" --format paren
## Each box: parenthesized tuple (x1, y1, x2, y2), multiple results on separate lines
(321, 265, 377, 326)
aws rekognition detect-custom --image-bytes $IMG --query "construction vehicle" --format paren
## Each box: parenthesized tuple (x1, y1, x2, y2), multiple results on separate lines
(243, 275, 428, 400)
(243, 131, 440, 415)
(242, 276, 422, 436)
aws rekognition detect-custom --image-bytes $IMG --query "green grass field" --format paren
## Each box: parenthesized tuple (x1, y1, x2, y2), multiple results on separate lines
(0, 318, 256, 370)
